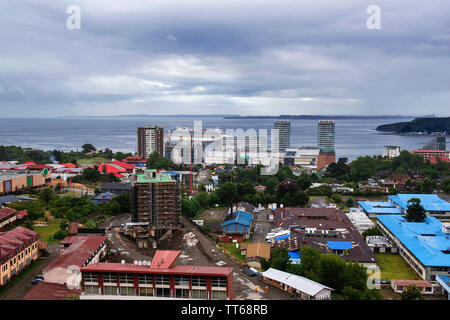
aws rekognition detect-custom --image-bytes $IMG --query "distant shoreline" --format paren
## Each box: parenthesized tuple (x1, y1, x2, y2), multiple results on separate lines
(223, 115, 423, 120)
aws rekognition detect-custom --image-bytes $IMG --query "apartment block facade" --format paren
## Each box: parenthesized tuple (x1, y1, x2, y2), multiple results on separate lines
(137, 125, 164, 159)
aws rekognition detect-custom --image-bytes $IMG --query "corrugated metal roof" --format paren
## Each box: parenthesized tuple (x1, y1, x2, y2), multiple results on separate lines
(262, 268, 333, 296)
(358, 201, 404, 214)
(222, 210, 252, 227)
(388, 194, 450, 212)
(377, 215, 450, 267)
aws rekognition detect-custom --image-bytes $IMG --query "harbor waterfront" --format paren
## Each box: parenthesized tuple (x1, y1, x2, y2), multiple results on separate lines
(0, 117, 445, 161)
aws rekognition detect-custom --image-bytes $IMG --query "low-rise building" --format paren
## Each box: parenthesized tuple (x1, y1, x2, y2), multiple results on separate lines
(79, 250, 233, 300)
(222, 210, 252, 239)
(358, 201, 404, 218)
(366, 236, 398, 254)
(388, 194, 450, 220)
(0, 226, 39, 285)
(261, 268, 333, 300)
(93, 192, 116, 204)
(42, 236, 107, 286)
(377, 215, 450, 282)
(0, 207, 17, 229)
(240, 242, 270, 269)
(272, 207, 377, 266)
(345, 208, 375, 233)
(391, 280, 433, 295)
(383, 146, 401, 158)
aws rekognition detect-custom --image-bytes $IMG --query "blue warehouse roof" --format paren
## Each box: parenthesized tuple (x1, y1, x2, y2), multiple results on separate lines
(222, 210, 252, 227)
(327, 241, 352, 250)
(358, 201, 404, 214)
(377, 214, 450, 267)
(388, 194, 450, 212)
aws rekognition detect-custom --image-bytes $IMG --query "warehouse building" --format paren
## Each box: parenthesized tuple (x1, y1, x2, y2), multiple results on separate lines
(377, 215, 450, 282)
(262, 268, 333, 300)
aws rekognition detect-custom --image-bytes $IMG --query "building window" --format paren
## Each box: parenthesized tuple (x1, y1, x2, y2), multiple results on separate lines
(155, 287, 171, 297)
(139, 274, 153, 285)
(139, 287, 154, 296)
(192, 289, 207, 299)
(119, 274, 134, 284)
(191, 276, 206, 287)
(85, 285, 99, 295)
(84, 273, 98, 283)
(155, 275, 170, 285)
(211, 290, 227, 300)
(120, 286, 136, 296)
(175, 288, 190, 298)
(103, 285, 118, 295)
(174, 275, 189, 286)
(211, 277, 227, 288)
(103, 273, 116, 284)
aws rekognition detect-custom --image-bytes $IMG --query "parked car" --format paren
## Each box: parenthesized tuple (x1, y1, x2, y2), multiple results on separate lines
(31, 276, 44, 285)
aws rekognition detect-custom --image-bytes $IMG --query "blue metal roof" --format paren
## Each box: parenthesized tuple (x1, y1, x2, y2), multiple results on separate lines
(358, 201, 404, 214)
(221, 210, 252, 227)
(388, 194, 450, 212)
(436, 275, 450, 294)
(0, 195, 19, 205)
(327, 241, 352, 250)
(377, 215, 450, 267)
(288, 251, 301, 264)
(274, 234, 290, 242)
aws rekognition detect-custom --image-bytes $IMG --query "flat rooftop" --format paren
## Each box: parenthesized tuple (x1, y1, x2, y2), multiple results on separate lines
(377, 215, 450, 267)
(358, 201, 404, 214)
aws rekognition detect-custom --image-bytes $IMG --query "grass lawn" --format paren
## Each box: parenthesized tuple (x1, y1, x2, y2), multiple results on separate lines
(218, 241, 251, 262)
(33, 219, 63, 244)
(376, 254, 420, 280)
(76, 157, 110, 164)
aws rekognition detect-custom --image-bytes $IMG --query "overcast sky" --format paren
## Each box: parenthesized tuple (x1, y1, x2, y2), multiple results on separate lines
(1, 0, 450, 117)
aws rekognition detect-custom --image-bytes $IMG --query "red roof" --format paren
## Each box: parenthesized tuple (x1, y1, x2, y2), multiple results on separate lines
(0, 226, 39, 254)
(430, 156, 450, 164)
(392, 280, 432, 288)
(150, 250, 181, 269)
(81, 262, 233, 277)
(93, 164, 126, 174)
(111, 160, 134, 170)
(21, 164, 52, 170)
(22, 282, 81, 300)
(122, 156, 147, 163)
(0, 207, 17, 220)
(114, 173, 125, 178)
(43, 236, 106, 271)
(16, 210, 27, 219)
(61, 163, 78, 168)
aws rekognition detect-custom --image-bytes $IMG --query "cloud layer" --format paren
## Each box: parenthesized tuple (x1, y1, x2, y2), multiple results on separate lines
(1, 0, 450, 116)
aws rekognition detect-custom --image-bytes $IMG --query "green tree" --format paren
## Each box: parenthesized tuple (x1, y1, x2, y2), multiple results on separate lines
(147, 151, 161, 168)
(270, 247, 290, 271)
(216, 182, 239, 205)
(346, 197, 354, 208)
(443, 178, 450, 193)
(38, 187, 56, 206)
(401, 285, 425, 300)
(82, 143, 96, 153)
(405, 198, 426, 222)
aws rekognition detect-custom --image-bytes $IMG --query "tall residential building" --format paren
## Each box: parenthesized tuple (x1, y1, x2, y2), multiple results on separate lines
(317, 120, 335, 150)
(130, 170, 181, 242)
(137, 125, 164, 159)
(422, 136, 446, 151)
(273, 120, 291, 152)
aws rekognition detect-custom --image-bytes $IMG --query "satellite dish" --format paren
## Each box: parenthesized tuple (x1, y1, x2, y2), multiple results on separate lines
(133, 260, 138, 265)
(142, 261, 147, 266)
(121, 260, 125, 264)
(147, 261, 151, 266)
(138, 261, 143, 266)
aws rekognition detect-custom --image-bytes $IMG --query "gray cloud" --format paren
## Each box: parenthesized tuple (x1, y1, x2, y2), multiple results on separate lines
(0, 0, 450, 117)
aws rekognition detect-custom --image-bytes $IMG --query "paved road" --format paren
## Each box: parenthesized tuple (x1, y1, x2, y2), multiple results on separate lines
(0, 244, 60, 300)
